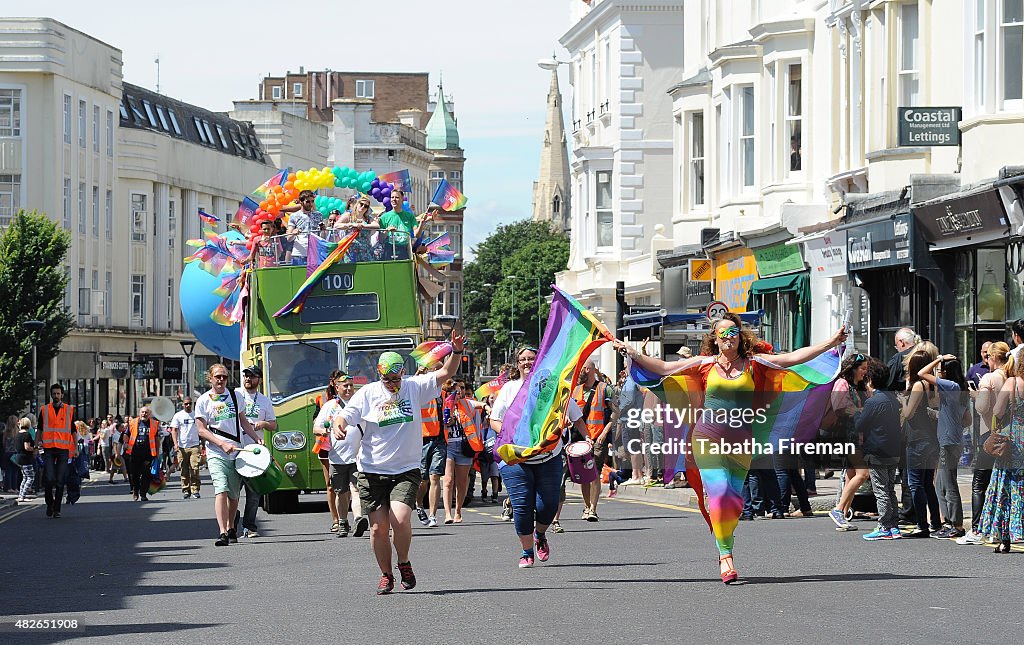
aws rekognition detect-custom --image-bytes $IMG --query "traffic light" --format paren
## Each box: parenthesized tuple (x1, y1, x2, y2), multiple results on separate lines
(460, 353, 475, 377)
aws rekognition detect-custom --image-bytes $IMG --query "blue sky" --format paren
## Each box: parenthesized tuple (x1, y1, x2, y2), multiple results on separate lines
(24, 0, 573, 260)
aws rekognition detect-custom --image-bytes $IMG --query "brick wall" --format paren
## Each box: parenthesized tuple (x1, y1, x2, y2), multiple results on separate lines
(259, 71, 429, 124)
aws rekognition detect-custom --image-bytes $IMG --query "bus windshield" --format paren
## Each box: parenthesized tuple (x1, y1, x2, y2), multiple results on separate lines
(266, 339, 340, 403)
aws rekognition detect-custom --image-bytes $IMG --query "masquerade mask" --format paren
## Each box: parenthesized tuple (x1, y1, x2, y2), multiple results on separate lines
(716, 326, 739, 340)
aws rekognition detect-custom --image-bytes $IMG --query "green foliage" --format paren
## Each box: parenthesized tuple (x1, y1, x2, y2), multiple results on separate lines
(463, 220, 569, 358)
(0, 211, 73, 414)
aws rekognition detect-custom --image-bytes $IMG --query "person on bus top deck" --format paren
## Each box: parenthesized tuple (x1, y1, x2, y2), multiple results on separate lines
(332, 334, 466, 595)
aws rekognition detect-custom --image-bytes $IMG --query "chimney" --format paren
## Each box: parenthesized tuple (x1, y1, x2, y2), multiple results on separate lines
(397, 108, 424, 130)
(299, 65, 305, 74)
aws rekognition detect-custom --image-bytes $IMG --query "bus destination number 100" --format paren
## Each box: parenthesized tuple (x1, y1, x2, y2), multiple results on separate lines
(321, 273, 354, 292)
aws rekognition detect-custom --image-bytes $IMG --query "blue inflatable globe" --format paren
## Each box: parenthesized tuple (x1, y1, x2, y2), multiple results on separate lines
(179, 231, 244, 360)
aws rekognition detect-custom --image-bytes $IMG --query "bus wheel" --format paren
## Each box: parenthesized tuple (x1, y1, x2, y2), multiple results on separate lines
(264, 490, 299, 514)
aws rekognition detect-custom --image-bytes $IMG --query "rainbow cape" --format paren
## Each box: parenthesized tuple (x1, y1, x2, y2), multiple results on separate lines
(630, 346, 842, 525)
(474, 371, 509, 401)
(411, 341, 453, 371)
(273, 230, 359, 317)
(495, 285, 614, 465)
(430, 178, 468, 211)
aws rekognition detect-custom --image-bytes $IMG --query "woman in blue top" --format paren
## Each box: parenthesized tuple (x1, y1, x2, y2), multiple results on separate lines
(916, 354, 972, 538)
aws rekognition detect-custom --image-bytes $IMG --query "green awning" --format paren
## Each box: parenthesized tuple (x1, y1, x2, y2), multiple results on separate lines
(746, 272, 810, 348)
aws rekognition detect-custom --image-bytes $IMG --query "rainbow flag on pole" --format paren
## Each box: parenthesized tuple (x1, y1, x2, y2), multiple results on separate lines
(251, 168, 289, 202)
(430, 178, 468, 212)
(273, 230, 359, 318)
(377, 169, 412, 192)
(495, 286, 614, 465)
(474, 371, 510, 401)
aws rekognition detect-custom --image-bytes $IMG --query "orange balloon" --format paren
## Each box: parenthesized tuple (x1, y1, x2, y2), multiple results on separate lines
(259, 201, 269, 210)
(284, 181, 294, 191)
(287, 173, 297, 182)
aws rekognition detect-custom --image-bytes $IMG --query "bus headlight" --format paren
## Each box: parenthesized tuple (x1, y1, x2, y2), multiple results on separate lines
(283, 462, 299, 476)
(272, 431, 306, 451)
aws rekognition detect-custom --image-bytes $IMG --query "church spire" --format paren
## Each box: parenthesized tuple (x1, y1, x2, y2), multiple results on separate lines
(425, 79, 460, 150)
(532, 68, 571, 232)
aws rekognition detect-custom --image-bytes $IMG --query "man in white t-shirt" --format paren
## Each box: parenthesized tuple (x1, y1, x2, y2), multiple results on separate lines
(313, 373, 363, 538)
(335, 336, 465, 595)
(170, 397, 201, 499)
(195, 363, 262, 547)
(286, 190, 324, 265)
(234, 365, 277, 538)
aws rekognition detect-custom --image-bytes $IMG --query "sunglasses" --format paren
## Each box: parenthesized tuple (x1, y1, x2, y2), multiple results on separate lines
(716, 326, 739, 339)
(380, 375, 402, 383)
(212, 374, 228, 380)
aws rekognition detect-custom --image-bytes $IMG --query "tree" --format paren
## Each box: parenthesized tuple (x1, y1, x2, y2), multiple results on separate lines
(0, 210, 74, 414)
(463, 220, 569, 358)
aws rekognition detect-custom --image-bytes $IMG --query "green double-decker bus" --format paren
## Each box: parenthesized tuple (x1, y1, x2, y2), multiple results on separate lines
(245, 230, 422, 513)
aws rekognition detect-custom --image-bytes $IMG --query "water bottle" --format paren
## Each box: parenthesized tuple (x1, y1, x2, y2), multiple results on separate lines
(959, 428, 972, 467)
(443, 407, 451, 428)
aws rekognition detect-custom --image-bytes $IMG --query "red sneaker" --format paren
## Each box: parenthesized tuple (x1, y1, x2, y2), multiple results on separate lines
(376, 573, 395, 595)
(396, 561, 416, 590)
(535, 535, 550, 562)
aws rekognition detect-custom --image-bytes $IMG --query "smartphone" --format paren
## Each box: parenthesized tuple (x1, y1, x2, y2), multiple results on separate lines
(968, 381, 978, 391)
(842, 310, 852, 333)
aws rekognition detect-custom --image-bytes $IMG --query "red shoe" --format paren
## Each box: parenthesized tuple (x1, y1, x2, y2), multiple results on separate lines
(608, 489, 617, 498)
(719, 555, 738, 584)
(396, 561, 416, 590)
(376, 573, 395, 595)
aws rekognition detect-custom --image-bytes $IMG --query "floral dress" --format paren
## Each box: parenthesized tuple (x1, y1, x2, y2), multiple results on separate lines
(976, 378, 1024, 542)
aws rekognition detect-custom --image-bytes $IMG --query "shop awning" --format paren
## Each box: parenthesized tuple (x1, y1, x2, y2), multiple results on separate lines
(746, 273, 810, 348)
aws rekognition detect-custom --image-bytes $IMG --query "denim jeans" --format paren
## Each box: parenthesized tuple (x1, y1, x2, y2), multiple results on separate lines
(935, 445, 963, 526)
(241, 479, 260, 531)
(42, 449, 69, 512)
(745, 468, 784, 515)
(775, 464, 812, 513)
(907, 468, 941, 531)
(501, 454, 563, 536)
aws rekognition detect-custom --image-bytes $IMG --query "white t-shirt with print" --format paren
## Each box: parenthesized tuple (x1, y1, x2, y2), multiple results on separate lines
(490, 378, 583, 465)
(195, 389, 245, 461)
(170, 409, 199, 448)
(290, 211, 311, 258)
(236, 387, 275, 428)
(314, 398, 360, 465)
(339, 373, 441, 475)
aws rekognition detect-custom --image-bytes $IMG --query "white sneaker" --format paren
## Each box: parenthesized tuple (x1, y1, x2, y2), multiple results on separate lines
(427, 515, 438, 528)
(955, 530, 983, 545)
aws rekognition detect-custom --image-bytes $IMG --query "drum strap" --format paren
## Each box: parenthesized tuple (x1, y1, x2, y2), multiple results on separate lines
(569, 388, 598, 444)
(213, 389, 243, 442)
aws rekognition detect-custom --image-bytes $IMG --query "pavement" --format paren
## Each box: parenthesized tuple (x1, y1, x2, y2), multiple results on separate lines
(0, 469, 1020, 644)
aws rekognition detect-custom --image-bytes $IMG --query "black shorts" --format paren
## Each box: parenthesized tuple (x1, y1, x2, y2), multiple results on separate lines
(329, 462, 358, 491)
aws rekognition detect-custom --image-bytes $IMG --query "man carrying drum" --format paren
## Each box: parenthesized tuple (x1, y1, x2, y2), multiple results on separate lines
(572, 359, 619, 522)
(194, 363, 263, 547)
(333, 334, 465, 595)
(235, 365, 277, 539)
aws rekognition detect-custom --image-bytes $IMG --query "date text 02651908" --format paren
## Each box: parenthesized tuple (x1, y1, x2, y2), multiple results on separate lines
(3, 618, 84, 632)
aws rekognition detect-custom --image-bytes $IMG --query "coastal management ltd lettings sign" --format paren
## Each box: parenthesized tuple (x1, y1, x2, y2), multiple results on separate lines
(897, 107, 961, 147)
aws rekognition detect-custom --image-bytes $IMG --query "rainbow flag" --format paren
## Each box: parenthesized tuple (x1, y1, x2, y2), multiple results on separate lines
(273, 230, 359, 318)
(430, 178, 468, 212)
(495, 286, 614, 465)
(411, 341, 453, 371)
(233, 196, 259, 228)
(474, 371, 509, 401)
(198, 209, 220, 226)
(250, 168, 289, 203)
(378, 169, 412, 192)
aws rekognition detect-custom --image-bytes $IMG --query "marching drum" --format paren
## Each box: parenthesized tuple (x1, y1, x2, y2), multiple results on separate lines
(566, 441, 598, 484)
(234, 446, 284, 495)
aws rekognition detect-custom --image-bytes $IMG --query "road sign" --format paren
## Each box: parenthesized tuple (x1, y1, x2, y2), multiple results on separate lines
(706, 301, 728, 322)
(688, 259, 712, 282)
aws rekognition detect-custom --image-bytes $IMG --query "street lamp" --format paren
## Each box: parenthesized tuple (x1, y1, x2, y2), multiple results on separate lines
(179, 339, 196, 401)
(507, 275, 518, 337)
(435, 314, 458, 339)
(480, 328, 496, 376)
(23, 320, 45, 414)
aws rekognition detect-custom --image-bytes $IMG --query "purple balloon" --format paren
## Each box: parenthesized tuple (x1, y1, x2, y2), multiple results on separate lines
(381, 186, 392, 198)
(371, 188, 382, 199)
(370, 179, 380, 188)
(383, 197, 392, 210)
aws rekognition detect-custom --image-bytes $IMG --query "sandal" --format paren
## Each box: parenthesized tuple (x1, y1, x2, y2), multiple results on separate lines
(719, 554, 738, 584)
(453, 515, 463, 523)
(444, 517, 454, 525)
(330, 521, 340, 533)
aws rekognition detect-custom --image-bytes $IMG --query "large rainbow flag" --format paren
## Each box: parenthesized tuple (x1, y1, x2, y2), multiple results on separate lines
(495, 286, 614, 465)
(430, 178, 468, 212)
(378, 169, 412, 192)
(273, 230, 359, 318)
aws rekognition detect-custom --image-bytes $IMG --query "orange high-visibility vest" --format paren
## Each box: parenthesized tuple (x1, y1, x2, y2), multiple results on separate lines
(125, 418, 160, 457)
(573, 381, 607, 440)
(451, 399, 484, 453)
(421, 398, 443, 439)
(42, 403, 76, 455)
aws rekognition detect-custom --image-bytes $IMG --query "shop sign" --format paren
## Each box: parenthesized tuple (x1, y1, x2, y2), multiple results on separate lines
(688, 259, 712, 282)
(847, 214, 912, 271)
(912, 189, 1009, 246)
(803, 231, 847, 278)
(897, 107, 961, 147)
(714, 247, 758, 313)
(752, 243, 804, 278)
(162, 358, 183, 380)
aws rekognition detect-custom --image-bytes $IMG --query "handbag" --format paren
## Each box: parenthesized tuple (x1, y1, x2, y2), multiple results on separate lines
(983, 432, 1011, 459)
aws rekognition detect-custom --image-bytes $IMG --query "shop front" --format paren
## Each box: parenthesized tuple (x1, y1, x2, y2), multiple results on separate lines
(747, 241, 809, 353)
(710, 245, 758, 314)
(841, 199, 938, 362)
(794, 226, 864, 347)
(912, 185, 1019, 360)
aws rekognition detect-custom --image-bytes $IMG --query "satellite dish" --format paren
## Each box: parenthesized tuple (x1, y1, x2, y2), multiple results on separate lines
(149, 396, 176, 422)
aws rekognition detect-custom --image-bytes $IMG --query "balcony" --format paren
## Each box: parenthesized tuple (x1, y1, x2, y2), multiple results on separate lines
(360, 123, 426, 149)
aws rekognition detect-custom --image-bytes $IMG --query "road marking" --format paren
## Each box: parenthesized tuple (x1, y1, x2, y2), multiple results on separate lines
(0, 505, 35, 525)
(566, 491, 703, 514)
